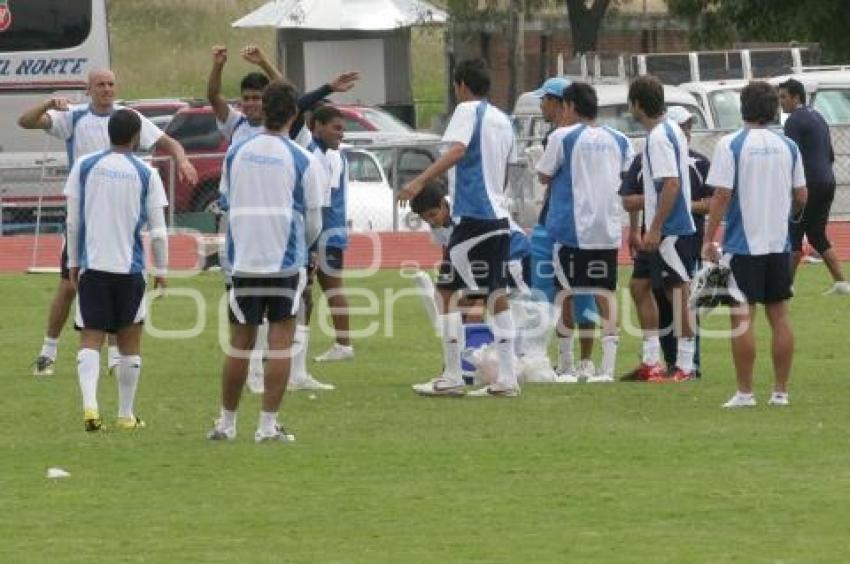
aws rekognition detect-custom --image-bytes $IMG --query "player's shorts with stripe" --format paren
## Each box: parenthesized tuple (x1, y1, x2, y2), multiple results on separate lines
(315, 245, 344, 274)
(727, 253, 793, 304)
(75, 270, 146, 333)
(631, 235, 695, 287)
(228, 269, 307, 325)
(553, 244, 618, 292)
(436, 218, 509, 295)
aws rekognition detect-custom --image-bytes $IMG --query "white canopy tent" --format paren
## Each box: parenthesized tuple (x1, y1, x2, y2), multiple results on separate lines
(231, 0, 447, 115)
(232, 0, 447, 31)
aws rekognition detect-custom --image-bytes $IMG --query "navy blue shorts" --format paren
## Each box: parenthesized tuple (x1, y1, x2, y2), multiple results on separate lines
(631, 235, 695, 287)
(228, 270, 307, 325)
(436, 218, 510, 295)
(728, 253, 793, 304)
(554, 245, 618, 292)
(75, 270, 146, 333)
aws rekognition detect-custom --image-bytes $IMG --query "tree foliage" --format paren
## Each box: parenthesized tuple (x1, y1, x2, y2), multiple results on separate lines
(666, 0, 850, 63)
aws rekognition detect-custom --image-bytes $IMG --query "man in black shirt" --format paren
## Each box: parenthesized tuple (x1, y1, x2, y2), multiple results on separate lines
(779, 79, 850, 295)
(619, 106, 712, 378)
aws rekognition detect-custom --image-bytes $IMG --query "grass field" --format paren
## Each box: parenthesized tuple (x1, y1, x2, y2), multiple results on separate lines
(2, 267, 850, 562)
(108, 0, 447, 128)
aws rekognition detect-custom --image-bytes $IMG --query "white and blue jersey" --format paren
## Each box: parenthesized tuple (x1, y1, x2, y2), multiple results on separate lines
(48, 103, 163, 164)
(62, 150, 168, 274)
(218, 106, 264, 147)
(220, 132, 324, 275)
(706, 128, 806, 255)
(322, 152, 348, 250)
(642, 119, 696, 237)
(442, 100, 517, 221)
(537, 123, 634, 249)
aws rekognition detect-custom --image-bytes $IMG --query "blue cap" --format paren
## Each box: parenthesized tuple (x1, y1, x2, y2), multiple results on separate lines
(533, 77, 570, 99)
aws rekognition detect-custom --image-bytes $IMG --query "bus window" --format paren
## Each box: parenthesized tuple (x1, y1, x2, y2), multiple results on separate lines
(0, 1, 92, 52)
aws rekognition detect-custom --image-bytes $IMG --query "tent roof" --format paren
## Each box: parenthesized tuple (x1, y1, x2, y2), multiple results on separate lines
(232, 0, 447, 31)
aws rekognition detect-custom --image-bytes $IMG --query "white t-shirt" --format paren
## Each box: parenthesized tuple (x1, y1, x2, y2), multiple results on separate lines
(706, 128, 806, 255)
(218, 106, 264, 147)
(537, 123, 634, 249)
(63, 150, 168, 274)
(442, 100, 517, 221)
(48, 103, 163, 164)
(641, 118, 696, 237)
(220, 133, 325, 275)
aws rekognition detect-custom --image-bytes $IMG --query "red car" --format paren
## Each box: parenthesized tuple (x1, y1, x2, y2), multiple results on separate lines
(154, 104, 440, 218)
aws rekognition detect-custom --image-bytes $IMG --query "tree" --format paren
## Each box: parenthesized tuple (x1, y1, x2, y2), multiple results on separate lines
(565, 0, 613, 55)
(666, 0, 850, 63)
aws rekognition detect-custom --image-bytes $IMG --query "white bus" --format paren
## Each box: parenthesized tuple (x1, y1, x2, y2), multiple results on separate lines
(0, 0, 109, 154)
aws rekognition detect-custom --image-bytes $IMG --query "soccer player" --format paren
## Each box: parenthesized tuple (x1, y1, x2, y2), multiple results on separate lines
(288, 105, 352, 391)
(399, 59, 520, 398)
(624, 76, 697, 382)
(536, 82, 634, 383)
(532, 76, 600, 380)
(703, 81, 807, 408)
(778, 78, 850, 294)
(619, 106, 712, 378)
(18, 68, 197, 377)
(207, 81, 324, 442)
(207, 44, 359, 147)
(63, 109, 169, 431)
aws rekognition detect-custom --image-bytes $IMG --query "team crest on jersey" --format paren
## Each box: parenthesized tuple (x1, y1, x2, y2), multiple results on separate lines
(0, 0, 12, 33)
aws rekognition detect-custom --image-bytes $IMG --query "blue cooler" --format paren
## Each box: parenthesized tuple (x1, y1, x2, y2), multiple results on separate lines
(462, 322, 494, 384)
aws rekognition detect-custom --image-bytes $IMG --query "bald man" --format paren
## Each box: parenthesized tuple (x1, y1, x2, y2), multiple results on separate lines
(18, 69, 199, 377)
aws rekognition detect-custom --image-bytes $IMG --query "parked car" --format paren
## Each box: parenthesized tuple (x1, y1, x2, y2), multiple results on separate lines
(124, 98, 190, 130)
(678, 79, 750, 129)
(512, 82, 708, 148)
(335, 104, 441, 146)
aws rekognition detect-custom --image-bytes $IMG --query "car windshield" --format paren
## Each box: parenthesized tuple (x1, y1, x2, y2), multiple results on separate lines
(813, 89, 850, 124)
(596, 104, 707, 133)
(347, 151, 385, 183)
(359, 109, 413, 134)
(709, 89, 744, 129)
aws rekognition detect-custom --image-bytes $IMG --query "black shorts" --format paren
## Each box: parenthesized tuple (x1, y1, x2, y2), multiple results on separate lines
(60, 240, 70, 280)
(75, 270, 146, 333)
(315, 246, 344, 275)
(228, 270, 307, 325)
(436, 218, 510, 295)
(553, 244, 618, 292)
(728, 253, 793, 304)
(789, 181, 836, 252)
(631, 235, 695, 287)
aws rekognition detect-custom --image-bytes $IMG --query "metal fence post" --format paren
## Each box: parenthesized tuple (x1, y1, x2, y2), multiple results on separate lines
(391, 146, 400, 232)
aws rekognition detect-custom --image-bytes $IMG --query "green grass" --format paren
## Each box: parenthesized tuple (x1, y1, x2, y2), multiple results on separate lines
(108, 0, 447, 128)
(2, 267, 850, 562)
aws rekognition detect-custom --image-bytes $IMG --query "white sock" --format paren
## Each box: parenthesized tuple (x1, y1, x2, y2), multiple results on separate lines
(676, 337, 696, 373)
(642, 336, 661, 365)
(77, 348, 100, 412)
(440, 312, 463, 382)
(40, 336, 59, 360)
(220, 407, 237, 430)
(600, 335, 619, 377)
(290, 324, 309, 382)
(493, 310, 517, 388)
(258, 411, 278, 434)
(107, 345, 120, 369)
(117, 355, 141, 419)
(558, 335, 575, 373)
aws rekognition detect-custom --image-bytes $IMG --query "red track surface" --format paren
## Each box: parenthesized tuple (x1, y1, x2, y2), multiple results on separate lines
(2, 225, 849, 273)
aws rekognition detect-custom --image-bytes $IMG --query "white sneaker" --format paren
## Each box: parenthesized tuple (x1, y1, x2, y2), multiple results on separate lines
(824, 281, 850, 296)
(586, 374, 615, 383)
(467, 383, 521, 397)
(553, 371, 580, 384)
(254, 425, 296, 443)
(768, 392, 790, 406)
(576, 359, 596, 381)
(313, 343, 354, 362)
(207, 420, 237, 441)
(412, 375, 466, 397)
(288, 374, 335, 391)
(246, 371, 265, 394)
(722, 392, 756, 408)
(803, 254, 823, 264)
